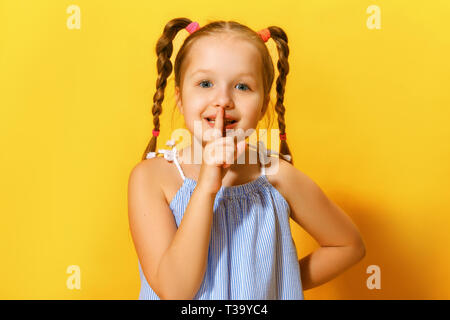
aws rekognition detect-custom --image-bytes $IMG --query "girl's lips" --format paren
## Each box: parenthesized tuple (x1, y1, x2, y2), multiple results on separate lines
(204, 118, 239, 129)
(224, 121, 238, 129)
(204, 114, 238, 121)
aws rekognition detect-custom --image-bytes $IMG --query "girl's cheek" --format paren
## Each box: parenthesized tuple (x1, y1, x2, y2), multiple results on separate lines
(185, 94, 206, 108)
(182, 101, 203, 116)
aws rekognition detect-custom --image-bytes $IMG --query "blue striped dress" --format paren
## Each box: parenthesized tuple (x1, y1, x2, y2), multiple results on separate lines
(138, 145, 304, 300)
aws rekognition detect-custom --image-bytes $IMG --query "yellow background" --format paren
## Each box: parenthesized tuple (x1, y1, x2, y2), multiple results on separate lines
(1, 0, 449, 299)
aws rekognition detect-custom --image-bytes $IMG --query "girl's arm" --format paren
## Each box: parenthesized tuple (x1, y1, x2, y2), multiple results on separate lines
(298, 244, 365, 291)
(274, 159, 366, 291)
(128, 159, 216, 300)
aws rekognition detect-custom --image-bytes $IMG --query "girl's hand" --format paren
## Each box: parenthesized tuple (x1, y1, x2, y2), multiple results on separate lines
(197, 107, 246, 194)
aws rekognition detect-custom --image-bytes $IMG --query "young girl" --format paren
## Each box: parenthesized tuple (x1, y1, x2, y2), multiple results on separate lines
(128, 18, 366, 300)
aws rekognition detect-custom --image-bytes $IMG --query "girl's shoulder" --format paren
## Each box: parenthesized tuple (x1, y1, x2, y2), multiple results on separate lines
(133, 155, 169, 177)
(131, 155, 182, 205)
(265, 156, 316, 202)
(264, 154, 293, 184)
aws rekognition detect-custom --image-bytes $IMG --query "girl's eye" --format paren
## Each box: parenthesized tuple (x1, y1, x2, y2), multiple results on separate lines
(198, 80, 212, 88)
(236, 83, 250, 91)
(198, 80, 250, 91)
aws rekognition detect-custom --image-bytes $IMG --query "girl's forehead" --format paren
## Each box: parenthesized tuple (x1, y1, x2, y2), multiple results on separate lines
(185, 37, 261, 77)
(191, 35, 259, 59)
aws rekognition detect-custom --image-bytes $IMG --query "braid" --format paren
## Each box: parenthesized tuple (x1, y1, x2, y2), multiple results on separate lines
(267, 26, 293, 165)
(141, 18, 193, 160)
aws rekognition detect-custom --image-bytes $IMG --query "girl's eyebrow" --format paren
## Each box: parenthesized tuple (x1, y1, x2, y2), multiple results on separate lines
(190, 69, 256, 79)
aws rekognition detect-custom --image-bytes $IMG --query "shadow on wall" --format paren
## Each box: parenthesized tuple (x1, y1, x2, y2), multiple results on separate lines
(318, 192, 434, 300)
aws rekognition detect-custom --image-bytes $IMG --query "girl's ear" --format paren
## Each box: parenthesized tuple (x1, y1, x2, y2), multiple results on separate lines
(175, 86, 184, 114)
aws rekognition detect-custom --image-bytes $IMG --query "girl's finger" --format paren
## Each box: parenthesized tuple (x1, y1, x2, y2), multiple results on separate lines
(214, 107, 224, 138)
(222, 136, 246, 169)
(222, 136, 234, 168)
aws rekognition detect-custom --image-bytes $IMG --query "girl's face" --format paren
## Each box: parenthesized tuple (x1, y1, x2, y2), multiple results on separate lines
(175, 34, 269, 146)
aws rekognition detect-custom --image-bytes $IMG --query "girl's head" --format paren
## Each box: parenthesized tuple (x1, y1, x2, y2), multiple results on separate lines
(143, 18, 293, 164)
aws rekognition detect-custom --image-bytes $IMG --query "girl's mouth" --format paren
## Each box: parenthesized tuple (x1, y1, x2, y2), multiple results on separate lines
(205, 117, 239, 129)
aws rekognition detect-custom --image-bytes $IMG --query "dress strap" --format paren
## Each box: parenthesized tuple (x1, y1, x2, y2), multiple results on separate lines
(247, 140, 292, 174)
(257, 141, 269, 176)
(172, 146, 186, 181)
(260, 162, 266, 176)
(145, 140, 186, 181)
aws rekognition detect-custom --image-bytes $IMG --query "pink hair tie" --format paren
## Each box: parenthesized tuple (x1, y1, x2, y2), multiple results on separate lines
(257, 28, 271, 42)
(152, 130, 160, 137)
(186, 21, 200, 34)
(279, 133, 287, 141)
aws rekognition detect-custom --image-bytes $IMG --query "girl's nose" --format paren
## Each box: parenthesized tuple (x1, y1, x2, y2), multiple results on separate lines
(213, 87, 234, 109)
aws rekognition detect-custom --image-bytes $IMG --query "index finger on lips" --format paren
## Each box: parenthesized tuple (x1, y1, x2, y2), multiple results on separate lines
(205, 107, 224, 142)
(214, 107, 225, 138)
